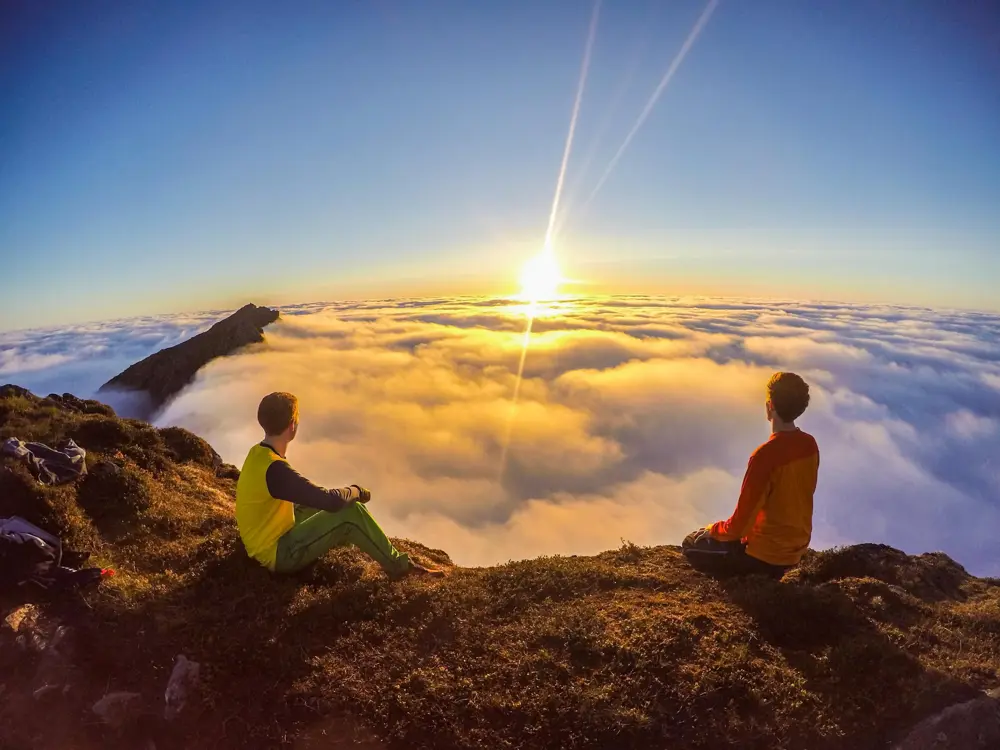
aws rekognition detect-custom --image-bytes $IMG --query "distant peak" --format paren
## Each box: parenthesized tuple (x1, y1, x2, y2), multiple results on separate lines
(99, 304, 280, 419)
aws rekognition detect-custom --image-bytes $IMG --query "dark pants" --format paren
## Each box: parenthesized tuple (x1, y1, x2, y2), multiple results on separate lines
(682, 530, 791, 579)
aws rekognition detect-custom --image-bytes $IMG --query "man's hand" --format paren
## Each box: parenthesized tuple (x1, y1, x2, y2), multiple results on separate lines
(683, 527, 714, 547)
(351, 485, 371, 504)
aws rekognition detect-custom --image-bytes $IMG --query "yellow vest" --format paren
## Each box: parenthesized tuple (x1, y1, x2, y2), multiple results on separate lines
(236, 444, 295, 570)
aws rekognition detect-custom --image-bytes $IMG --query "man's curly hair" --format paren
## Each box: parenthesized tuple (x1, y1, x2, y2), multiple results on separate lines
(767, 372, 810, 422)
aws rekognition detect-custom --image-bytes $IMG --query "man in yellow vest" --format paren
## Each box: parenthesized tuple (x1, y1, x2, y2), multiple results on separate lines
(236, 392, 443, 578)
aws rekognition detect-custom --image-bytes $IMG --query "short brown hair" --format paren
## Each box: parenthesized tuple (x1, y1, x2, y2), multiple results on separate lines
(767, 372, 810, 422)
(258, 392, 298, 435)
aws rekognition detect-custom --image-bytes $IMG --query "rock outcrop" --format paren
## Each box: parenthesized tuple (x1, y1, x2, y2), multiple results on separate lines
(894, 689, 1000, 749)
(99, 303, 279, 418)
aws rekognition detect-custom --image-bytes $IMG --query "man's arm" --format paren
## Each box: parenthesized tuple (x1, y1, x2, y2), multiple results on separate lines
(709, 451, 772, 541)
(265, 461, 366, 513)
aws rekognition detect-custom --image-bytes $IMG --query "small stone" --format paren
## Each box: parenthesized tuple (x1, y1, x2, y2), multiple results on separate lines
(93, 460, 122, 477)
(33, 683, 59, 701)
(164, 654, 201, 720)
(894, 693, 1000, 749)
(92, 691, 142, 728)
(4, 603, 39, 633)
(33, 625, 75, 692)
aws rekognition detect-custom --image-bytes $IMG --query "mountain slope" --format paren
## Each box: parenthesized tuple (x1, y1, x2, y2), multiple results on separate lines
(0, 385, 997, 750)
(99, 303, 279, 418)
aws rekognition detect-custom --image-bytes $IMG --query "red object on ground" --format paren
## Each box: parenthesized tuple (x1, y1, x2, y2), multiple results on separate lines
(101, 568, 116, 577)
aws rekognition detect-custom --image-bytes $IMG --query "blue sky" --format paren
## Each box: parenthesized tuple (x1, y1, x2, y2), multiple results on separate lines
(2, 0, 998, 328)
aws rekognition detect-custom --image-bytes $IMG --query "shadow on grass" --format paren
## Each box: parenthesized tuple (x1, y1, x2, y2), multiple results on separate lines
(714, 571, 982, 750)
(67, 540, 315, 748)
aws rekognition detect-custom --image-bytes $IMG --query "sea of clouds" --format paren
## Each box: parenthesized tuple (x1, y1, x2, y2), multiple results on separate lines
(3, 296, 999, 576)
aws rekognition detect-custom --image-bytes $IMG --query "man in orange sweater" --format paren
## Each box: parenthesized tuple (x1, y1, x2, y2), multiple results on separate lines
(683, 372, 820, 579)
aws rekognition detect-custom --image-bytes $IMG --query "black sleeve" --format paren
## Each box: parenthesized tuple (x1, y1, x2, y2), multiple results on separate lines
(265, 461, 353, 513)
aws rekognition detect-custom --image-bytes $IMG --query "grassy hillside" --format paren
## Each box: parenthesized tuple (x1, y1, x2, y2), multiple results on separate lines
(1, 384, 998, 749)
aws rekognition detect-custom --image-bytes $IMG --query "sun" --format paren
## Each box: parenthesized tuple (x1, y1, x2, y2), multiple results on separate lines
(519, 252, 563, 302)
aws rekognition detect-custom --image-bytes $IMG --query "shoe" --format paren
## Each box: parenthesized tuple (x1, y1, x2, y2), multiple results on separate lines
(405, 561, 446, 578)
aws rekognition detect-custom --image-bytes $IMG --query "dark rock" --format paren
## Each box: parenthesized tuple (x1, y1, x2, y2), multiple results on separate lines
(163, 654, 201, 720)
(43, 392, 116, 417)
(45, 393, 81, 412)
(33, 624, 75, 694)
(99, 303, 279, 418)
(92, 691, 143, 728)
(894, 691, 1000, 749)
(91, 460, 122, 478)
(6, 604, 43, 650)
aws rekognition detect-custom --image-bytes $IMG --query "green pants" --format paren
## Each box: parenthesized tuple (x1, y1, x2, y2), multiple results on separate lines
(274, 502, 410, 577)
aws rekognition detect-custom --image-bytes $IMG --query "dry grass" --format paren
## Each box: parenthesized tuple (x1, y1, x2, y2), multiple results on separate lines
(1, 384, 997, 749)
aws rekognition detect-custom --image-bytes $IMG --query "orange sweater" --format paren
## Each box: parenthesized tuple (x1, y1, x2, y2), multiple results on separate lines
(710, 430, 819, 566)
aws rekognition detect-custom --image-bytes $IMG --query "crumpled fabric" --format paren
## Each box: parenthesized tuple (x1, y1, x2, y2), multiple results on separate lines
(1, 437, 87, 485)
(0, 516, 102, 592)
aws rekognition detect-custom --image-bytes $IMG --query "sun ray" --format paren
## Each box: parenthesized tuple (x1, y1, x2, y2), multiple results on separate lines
(497, 306, 536, 478)
(555, 0, 719, 237)
(499, 0, 600, 480)
(543, 0, 601, 251)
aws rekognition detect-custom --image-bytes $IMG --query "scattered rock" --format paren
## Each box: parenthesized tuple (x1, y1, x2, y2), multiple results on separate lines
(4, 603, 40, 633)
(91, 459, 123, 477)
(42, 392, 116, 416)
(32, 683, 59, 701)
(894, 691, 1000, 749)
(92, 691, 143, 729)
(33, 624, 75, 693)
(164, 654, 201, 720)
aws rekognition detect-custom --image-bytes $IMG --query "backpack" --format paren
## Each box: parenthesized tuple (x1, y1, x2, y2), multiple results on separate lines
(0, 517, 102, 593)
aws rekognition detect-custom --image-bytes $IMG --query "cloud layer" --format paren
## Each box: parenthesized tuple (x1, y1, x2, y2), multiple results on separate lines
(4, 297, 999, 575)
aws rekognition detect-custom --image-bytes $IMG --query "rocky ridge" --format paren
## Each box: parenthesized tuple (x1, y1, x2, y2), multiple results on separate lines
(99, 303, 280, 419)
